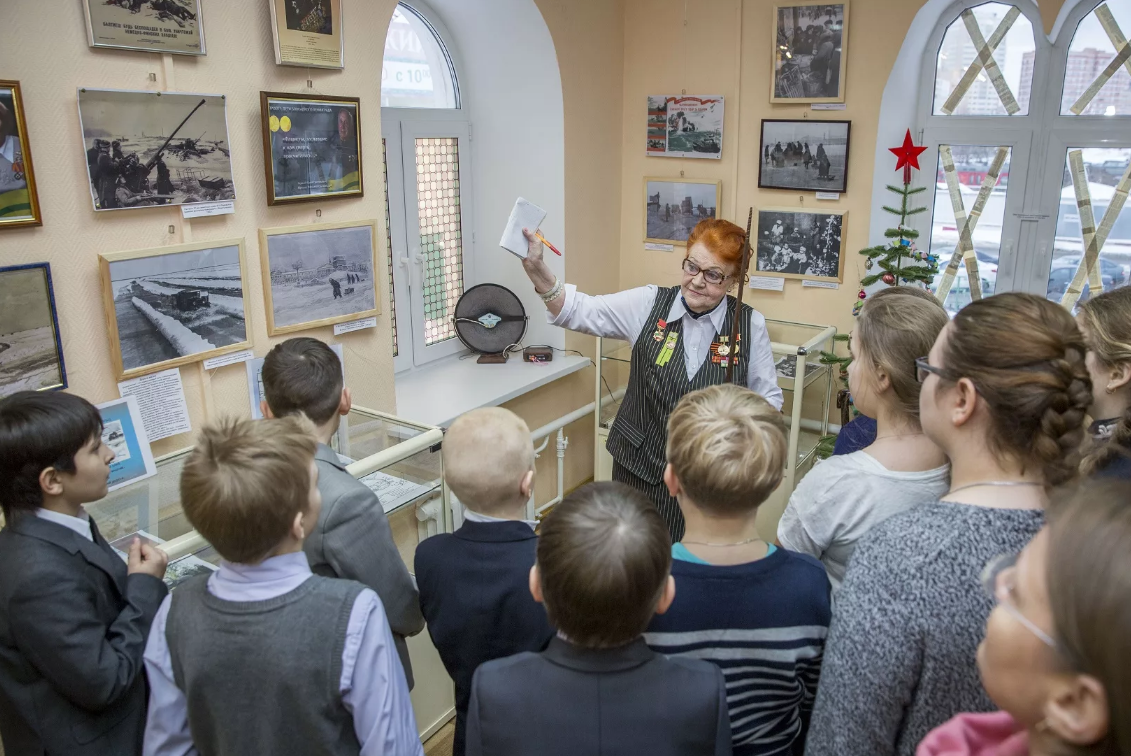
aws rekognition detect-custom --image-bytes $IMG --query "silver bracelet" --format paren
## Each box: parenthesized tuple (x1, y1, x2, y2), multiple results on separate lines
(539, 277, 564, 304)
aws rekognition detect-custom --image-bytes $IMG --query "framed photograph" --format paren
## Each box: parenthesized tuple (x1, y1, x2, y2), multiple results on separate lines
(0, 263, 66, 398)
(99, 239, 252, 380)
(268, 0, 344, 69)
(0, 81, 42, 229)
(96, 396, 157, 492)
(754, 208, 847, 282)
(259, 220, 379, 335)
(644, 178, 721, 245)
(645, 95, 724, 159)
(758, 119, 850, 193)
(771, 2, 849, 104)
(83, 0, 205, 56)
(78, 88, 235, 212)
(261, 92, 362, 205)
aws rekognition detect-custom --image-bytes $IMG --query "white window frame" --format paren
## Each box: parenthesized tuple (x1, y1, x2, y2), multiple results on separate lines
(913, 0, 1131, 300)
(382, 1, 475, 372)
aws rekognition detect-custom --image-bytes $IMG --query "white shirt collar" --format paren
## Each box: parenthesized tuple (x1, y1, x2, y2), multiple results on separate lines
(0, 137, 15, 165)
(35, 507, 94, 542)
(463, 508, 538, 530)
(665, 292, 728, 333)
(210, 551, 312, 602)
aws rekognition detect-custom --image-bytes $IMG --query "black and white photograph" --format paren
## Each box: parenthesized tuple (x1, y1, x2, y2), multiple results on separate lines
(755, 208, 846, 281)
(771, 2, 849, 103)
(775, 354, 823, 381)
(101, 420, 131, 461)
(260, 220, 379, 335)
(644, 178, 721, 245)
(759, 119, 850, 193)
(99, 240, 251, 379)
(78, 88, 235, 212)
(261, 92, 362, 205)
(0, 263, 67, 399)
(83, 0, 205, 55)
(644, 95, 724, 159)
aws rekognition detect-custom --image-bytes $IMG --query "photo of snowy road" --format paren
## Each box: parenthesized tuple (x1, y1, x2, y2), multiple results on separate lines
(1, 266, 65, 399)
(108, 245, 247, 372)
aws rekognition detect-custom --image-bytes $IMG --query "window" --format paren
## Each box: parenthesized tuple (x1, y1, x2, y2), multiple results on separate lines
(381, 3, 471, 370)
(916, 0, 1131, 315)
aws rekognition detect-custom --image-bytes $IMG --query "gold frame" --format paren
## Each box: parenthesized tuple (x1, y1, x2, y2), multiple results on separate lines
(753, 207, 847, 283)
(643, 177, 722, 245)
(0, 80, 43, 229)
(769, 1, 850, 105)
(99, 239, 252, 380)
(259, 219, 381, 336)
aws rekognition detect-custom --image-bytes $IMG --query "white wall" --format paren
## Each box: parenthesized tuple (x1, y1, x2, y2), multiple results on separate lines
(424, 0, 566, 349)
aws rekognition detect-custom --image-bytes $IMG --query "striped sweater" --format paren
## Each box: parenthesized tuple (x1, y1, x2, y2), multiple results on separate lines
(645, 548, 832, 756)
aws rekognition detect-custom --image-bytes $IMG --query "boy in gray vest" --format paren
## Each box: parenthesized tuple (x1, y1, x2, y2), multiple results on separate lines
(141, 416, 423, 756)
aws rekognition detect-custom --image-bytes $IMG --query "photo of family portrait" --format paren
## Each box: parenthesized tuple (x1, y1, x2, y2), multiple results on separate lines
(755, 209, 846, 281)
(771, 2, 849, 103)
(759, 119, 850, 193)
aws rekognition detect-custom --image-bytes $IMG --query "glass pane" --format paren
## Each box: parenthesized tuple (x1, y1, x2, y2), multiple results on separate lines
(933, 3, 1035, 116)
(415, 137, 464, 346)
(1046, 147, 1131, 306)
(381, 4, 458, 109)
(928, 144, 1013, 316)
(1061, 2, 1131, 116)
(382, 139, 398, 358)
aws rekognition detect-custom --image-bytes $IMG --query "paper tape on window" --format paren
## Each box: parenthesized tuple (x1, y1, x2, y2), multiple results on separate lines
(1061, 153, 1131, 309)
(934, 145, 1008, 302)
(1070, 6, 1131, 115)
(940, 7, 1020, 116)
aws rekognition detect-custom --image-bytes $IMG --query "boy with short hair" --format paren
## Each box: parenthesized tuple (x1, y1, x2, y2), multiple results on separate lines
(261, 337, 424, 687)
(0, 391, 169, 756)
(465, 481, 732, 756)
(415, 407, 554, 756)
(142, 416, 423, 756)
(646, 384, 832, 756)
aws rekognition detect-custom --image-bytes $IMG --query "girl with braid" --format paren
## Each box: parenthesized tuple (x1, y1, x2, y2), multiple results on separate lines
(807, 293, 1092, 756)
(1076, 287, 1131, 480)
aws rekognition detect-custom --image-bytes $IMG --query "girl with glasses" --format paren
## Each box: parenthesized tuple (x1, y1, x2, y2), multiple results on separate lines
(807, 293, 1091, 756)
(1076, 287, 1131, 480)
(518, 220, 781, 542)
(777, 286, 950, 592)
(918, 481, 1130, 756)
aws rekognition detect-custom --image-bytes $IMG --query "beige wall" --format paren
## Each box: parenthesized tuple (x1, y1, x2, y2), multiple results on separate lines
(1, 0, 401, 458)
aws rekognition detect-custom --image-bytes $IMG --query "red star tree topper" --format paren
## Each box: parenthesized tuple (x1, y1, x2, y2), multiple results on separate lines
(889, 129, 928, 184)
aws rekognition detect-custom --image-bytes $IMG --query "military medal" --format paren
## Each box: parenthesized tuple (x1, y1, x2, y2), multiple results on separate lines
(652, 318, 667, 342)
(655, 331, 679, 366)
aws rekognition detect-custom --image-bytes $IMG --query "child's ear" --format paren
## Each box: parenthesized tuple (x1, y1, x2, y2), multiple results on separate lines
(528, 564, 544, 604)
(339, 387, 352, 417)
(291, 510, 306, 541)
(952, 377, 978, 427)
(1111, 362, 1131, 392)
(260, 400, 274, 419)
(1044, 674, 1109, 747)
(38, 466, 65, 497)
(520, 469, 535, 500)
(654, 575, 677, 615)
(662, 463, 681, 498)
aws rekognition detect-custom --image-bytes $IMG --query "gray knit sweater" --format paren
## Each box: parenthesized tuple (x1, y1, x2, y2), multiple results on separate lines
(804, 501, 1044, 756)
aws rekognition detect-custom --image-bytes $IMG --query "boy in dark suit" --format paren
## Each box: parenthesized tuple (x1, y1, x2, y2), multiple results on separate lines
(415, 407, 554, 756)
(261, 337, 425, 687)
(465, 481, 732, 756)
(0, 391, 169, 756)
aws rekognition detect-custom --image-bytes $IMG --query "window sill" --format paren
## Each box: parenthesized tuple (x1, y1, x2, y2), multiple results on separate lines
(394, 351, 591, 427)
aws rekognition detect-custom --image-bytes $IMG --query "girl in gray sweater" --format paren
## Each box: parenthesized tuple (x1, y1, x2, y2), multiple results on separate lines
(805, 293, 1092, 756)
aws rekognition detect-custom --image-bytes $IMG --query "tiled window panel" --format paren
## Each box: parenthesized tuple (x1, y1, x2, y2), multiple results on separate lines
(415, 137, 464, 346)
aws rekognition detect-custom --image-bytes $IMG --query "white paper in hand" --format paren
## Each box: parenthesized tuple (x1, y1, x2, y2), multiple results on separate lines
(499, 197, 547, 258)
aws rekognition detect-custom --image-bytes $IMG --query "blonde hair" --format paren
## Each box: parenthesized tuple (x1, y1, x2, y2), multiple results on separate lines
(857, 287, 949, 421)
(1077, 287, 1131, 476)
(666, 384, 786, 513)
(444, 407, 534, 513)
(180, 416, 317, 564)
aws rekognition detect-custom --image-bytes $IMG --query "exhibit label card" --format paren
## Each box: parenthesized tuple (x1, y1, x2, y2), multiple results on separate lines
(117, 368, 192, 442)
(333, 316, 377, 335)
(644, 242, 675, 252)
(97, 395, 158, 492)
(182, 200, 235, 219)
(203, 349, 254, 370)
(802, 280, 840, 289)
(749, 276, 786, 291)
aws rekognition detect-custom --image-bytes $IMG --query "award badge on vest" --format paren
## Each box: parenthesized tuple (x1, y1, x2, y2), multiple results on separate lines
(652, 319, 667, 342)
(709, 333, 740, 368)
(655, 331, 679, 367)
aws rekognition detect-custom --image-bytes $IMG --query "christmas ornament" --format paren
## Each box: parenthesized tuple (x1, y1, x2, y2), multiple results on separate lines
(865, 259, 874, 270)
(889, 129, 928, 184)
(882, 272, 896, 285)
(858, 289, 867, 300)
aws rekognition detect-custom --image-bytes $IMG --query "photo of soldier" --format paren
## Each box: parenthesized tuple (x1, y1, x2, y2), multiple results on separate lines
(84, 0, 204, 55)
(262, 94, 362, 205)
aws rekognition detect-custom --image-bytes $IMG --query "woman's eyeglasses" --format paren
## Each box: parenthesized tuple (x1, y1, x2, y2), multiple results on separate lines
(980, 553, 1058, 650)
(682, 258, 730, 286)
(914, 357, 949, 383)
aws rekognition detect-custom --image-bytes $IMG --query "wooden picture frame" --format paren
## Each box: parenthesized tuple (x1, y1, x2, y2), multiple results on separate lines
(754, 208, 847, 282)
(0, 81, 42, 229)
(0, 262, 67, 398)
(260, 91, 362, 206)
(259, 219, 380, 335)
(99, 239, 252, 380)
(83, 0, 206, 56)
(758, 119, 851, 193)
(770, 2, 849, 104)
(644, 177, 722, 245)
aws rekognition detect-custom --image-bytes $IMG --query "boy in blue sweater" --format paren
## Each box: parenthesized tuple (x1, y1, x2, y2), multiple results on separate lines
(645, 384, 832, 756)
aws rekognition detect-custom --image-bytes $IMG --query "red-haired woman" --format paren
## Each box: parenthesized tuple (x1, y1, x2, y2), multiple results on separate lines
(520, 221, 782, 541)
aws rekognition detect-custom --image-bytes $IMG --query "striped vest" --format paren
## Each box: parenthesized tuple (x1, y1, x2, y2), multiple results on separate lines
(606, 286, 751, 484)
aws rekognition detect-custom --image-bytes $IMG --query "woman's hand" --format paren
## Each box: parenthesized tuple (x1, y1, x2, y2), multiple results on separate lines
(521, 228, 556, 294)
